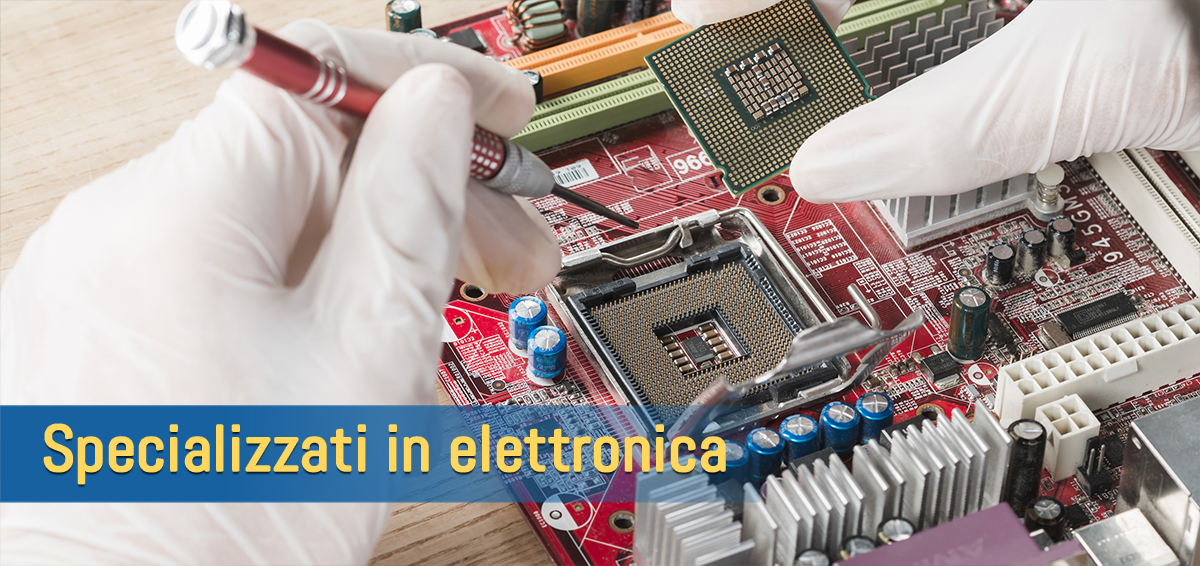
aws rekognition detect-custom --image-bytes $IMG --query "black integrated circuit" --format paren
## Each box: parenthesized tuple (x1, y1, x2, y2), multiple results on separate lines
(921, 352, 959, 383)
(681, 336, 716, 364)
(566, 242, 837, 422)
(448, 28, 487, 52)
(987, 313, 1016, 345)
(1062, 504, 1090, 529)
(1057, 293, 1138, 339)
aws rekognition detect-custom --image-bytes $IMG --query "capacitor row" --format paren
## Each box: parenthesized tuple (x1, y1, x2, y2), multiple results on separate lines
(946, 216, 1083, 362)
(718, 393, 896, 485)
(508, 296, 567, 386)
(983, 215, 1079, 286)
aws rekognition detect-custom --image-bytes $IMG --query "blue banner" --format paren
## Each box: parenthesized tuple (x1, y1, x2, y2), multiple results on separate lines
(0, 405, 730, 503)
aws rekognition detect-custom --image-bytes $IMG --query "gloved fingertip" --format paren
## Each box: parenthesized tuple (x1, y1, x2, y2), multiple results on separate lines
(388, 62, 472, 102)
(789, 143, 838, 204)
(672, 0, 783, 27)
(671, 2, 712, 27)
(475, 63, 536, 138)
(514, 200, 563, 292)
(812, 0, 854, 29)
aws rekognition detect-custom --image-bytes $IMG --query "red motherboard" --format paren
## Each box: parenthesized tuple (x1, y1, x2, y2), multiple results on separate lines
(431, 9, 1200, 566)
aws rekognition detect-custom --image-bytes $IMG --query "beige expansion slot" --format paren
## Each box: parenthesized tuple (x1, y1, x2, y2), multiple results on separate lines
(1088, 150, 1200, 294)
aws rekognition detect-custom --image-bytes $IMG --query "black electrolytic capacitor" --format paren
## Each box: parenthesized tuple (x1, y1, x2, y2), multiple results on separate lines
(564, 0, 578, 20)
(576, 0, 615, 36)
(948, 286, 990, 362)
(1047, 216, 1075, 260)
(1025, 496, 1065, 541)
(387, 0, 423, 32)
(985, 242, 1015, 285)
(522, 69, 545, 103)
(1016, 228, 1046, 275)
(1005, 419, 1047, 519)
(629, 0, 656, 21)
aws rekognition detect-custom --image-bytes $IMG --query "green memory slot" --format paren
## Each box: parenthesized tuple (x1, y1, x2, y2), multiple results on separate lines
(834, 0, 970, 47)
(513, 70, 672, 152)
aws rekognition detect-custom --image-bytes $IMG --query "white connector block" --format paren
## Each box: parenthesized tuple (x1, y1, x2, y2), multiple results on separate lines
(996, 299, 1200, 426)
(1034, 395, 1099, 481)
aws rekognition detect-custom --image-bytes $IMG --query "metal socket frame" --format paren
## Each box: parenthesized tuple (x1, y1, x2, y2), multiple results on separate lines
(545, 207, 848, 437)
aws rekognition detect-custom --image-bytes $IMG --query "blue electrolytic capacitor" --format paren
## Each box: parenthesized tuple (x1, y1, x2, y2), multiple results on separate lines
(856, 392, 895, 442)
(508, 296, 547, 356)
(820, 402, 861, 453)
(526, 326, 566, 386)
(715, 440, 748, 485)
(746, 427, 784, 480)
(779, 414, 820, 462)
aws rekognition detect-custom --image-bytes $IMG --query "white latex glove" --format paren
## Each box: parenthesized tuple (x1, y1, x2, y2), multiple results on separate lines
(0, 20, 559, 565)
(673, 0, 853, 29)
(676, 0, 1200, 203)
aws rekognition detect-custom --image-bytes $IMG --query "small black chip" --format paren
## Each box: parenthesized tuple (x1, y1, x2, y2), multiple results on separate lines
(681, 336, 716, 364)
(1068, 248, 1088, 266)
(987, 313, 1016, 345)
(448, 28, 487, 53)
(921, 352, 959, 382)
(1062, 504, 1090, 529)
(1057, 293, 1137, 339)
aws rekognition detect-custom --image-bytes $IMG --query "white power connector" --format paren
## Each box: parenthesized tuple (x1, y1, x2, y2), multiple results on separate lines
(1034, 395, 1099, 481)
(996, 299, 1200, 426)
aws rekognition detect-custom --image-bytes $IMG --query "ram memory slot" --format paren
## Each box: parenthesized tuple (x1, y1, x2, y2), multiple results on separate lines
(505, 12, 691, 95)
(835, 0, 971, 48)
(513, 70, 671, 152)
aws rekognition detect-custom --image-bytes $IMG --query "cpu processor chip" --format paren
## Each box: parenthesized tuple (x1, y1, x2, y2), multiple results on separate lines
(645, 0, 872, 195)
(725, 43, 809, 121)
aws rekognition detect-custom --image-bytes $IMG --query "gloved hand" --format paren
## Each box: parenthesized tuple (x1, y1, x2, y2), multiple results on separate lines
(0, 20, 559, 564)
(674, 0, 1200, 203)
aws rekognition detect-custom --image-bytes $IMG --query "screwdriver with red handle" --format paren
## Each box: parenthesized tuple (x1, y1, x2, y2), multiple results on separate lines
(174, 0, 639, 229)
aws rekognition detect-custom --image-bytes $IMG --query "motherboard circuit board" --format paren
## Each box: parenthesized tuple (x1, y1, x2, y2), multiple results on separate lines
(428, 6, 1200, 566)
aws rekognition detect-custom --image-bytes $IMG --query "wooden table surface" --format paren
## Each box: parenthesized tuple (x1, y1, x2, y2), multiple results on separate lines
(0, 2, 551, 564)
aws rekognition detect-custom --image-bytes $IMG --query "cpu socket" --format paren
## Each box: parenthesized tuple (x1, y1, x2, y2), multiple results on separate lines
(547, 208, 849, 433)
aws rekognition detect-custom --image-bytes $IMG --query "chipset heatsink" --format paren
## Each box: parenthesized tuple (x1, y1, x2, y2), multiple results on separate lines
(645, 0, 872, 196)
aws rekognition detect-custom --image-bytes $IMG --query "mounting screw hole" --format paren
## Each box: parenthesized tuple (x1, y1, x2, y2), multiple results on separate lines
(461, 284, 488, 302)
(609, 510, 635, 533)
(918, 403, 945, 421)
(756, 185, 785, 206)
